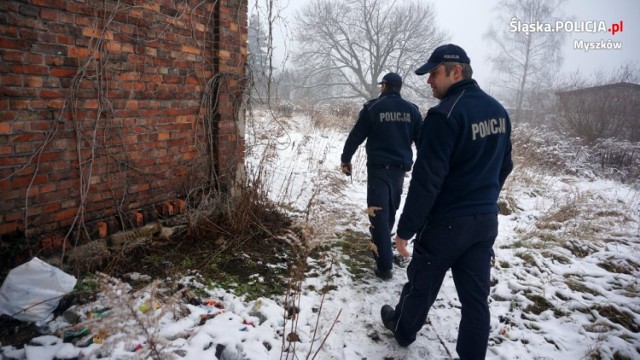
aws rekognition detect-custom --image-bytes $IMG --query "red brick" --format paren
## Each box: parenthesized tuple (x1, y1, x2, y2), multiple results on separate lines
(75, 16, 90, 26)
(97, 222, 108, 238)
(0, 222, 21, 236)
(66, 2, 94, 15)
(14, 142, 33, 153)
(0, 188, 20, 200)
(0, 25, 18, 38)
(39, 89, 64, 98)
(23, 53, 44, 65)
(54, 208, 77, 221)
(30, 100, 48, 109)
(24, 77, 44, 88)
(163, 75, 182, 84)
(40, 233, 66, 254)
(50, 68, 77, 77)
(2, 75, 22, 86)
(39, 152, 63, 162)
(56, 34, 74, 46)
(156, 202, 174, 217)
(83, 99, 98, 109)
(0, 123, 10, 134)
(68, 46, 89, 58)
(125, 100, 138, 110)
(38, 183, 56, 194)
(116, 72, 140, 81)
(0, 156, 28, 169)
(40, 8, 58, 21)
(173, 199, 186, 214)
(0, 38, 29, 51)
(56, 10, 73, 23)
(44, 55, 65, 69)
(48, 99, 64, 108)
(12, 133, 42, 142)
(10, 64, 48, 75)
(0, 0, 247, 237)
(43, 203, 61, 212)
(131, 211, 144, 226)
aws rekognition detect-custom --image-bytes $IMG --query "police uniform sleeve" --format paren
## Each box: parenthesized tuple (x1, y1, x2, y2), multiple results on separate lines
(396, 110, 458, 240)
(412, 105, 423, 146)
(499, 121, 513, 188)
(340, 104, 372, 163)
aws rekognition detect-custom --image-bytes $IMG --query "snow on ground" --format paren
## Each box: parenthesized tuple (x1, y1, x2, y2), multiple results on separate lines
(2, 111, 639, 360)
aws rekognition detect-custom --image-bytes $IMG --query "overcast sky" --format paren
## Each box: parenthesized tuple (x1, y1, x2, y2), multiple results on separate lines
(431, 0, 639, 88)
(251, 0, 639, 89)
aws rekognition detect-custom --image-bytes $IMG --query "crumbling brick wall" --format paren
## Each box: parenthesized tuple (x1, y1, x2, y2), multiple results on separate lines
(0, 0, 248, 239)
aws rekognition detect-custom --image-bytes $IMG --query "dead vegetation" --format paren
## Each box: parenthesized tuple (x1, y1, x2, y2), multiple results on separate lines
(511, 122, 640, 186)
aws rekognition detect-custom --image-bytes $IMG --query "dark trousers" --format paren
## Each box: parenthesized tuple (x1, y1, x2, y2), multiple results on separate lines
(392, 213, 498, 360)
(367, 166, 405, 272)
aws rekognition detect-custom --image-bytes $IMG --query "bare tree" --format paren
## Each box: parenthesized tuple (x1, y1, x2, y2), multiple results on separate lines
(292, 0, 447, 101)
(249, 0, 292, 105)
(484, 0, 567, 121)
(248, 13, 272, 103)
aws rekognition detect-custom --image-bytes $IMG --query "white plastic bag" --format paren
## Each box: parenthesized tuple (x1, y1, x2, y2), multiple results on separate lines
(0, 257, 77, 322)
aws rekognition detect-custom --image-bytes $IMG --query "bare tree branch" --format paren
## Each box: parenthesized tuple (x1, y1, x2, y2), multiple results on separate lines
(484, 0, 568, 121)
(292, 0, 448, 101)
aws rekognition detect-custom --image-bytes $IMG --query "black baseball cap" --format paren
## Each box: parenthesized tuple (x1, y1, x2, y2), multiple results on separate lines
(378, 72, 403, 88)
(415, 44, 470, 75)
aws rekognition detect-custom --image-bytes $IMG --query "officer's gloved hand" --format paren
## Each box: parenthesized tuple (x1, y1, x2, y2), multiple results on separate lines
(341, 162, 352, 176)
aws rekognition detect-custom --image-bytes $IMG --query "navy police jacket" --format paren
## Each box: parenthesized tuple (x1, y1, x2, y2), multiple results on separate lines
(341, 90, 422, 169)
(396, 79, 513, 241)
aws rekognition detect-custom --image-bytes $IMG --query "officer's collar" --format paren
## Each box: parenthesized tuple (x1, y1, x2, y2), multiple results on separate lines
(379, 89, 401, 98)
(442, 79, 478, 99)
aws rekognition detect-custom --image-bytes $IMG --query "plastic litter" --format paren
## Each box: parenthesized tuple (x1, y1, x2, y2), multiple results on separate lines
(0, 257, 77, 322)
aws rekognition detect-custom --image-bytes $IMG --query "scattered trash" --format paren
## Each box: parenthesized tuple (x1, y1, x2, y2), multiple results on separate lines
(61, 307, 80, 324)
(199, 311, 223, 325)
(202, 299, 225, 309)
(0, 257, 77, 322)
(139, 301, 160, 314)
(86, 308, 110, 319)
(92, 330, 108, 344)
(62, 327, 90, 343)
(183, 289, 202, 305)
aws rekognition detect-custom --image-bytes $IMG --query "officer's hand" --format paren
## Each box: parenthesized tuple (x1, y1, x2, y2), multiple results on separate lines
(341, 162, 352, 176)
(395, 236, 411, 258)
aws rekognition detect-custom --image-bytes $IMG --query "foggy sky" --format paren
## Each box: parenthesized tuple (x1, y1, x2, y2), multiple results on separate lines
(251, 0, 639, 89)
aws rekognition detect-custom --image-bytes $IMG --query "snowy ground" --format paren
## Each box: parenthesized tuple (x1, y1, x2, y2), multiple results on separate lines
(1, 111, 639, 359)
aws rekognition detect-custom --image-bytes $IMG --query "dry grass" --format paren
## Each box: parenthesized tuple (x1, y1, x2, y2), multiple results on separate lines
(522, 292, 555, 315)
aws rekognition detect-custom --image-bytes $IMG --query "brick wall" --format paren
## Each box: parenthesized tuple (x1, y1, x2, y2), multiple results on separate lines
(0, 0, 248, 238)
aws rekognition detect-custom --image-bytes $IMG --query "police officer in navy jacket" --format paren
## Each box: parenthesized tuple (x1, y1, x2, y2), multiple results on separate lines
(340, 72, 422, 280)
(380, 45, 513, 360)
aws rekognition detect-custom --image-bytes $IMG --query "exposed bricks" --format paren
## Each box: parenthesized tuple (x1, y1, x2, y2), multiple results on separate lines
(172, 199, 186, 214)
(155, 202, 174, 218)
(131, 211, 144, 227)
(0, 0, 247, 239)
(96, 221, 108, 238)
(40, 233, 67, 255)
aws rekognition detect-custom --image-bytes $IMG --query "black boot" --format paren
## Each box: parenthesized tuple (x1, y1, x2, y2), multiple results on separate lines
(374, 267, 392, 280)
(381, 304, 396, 332)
